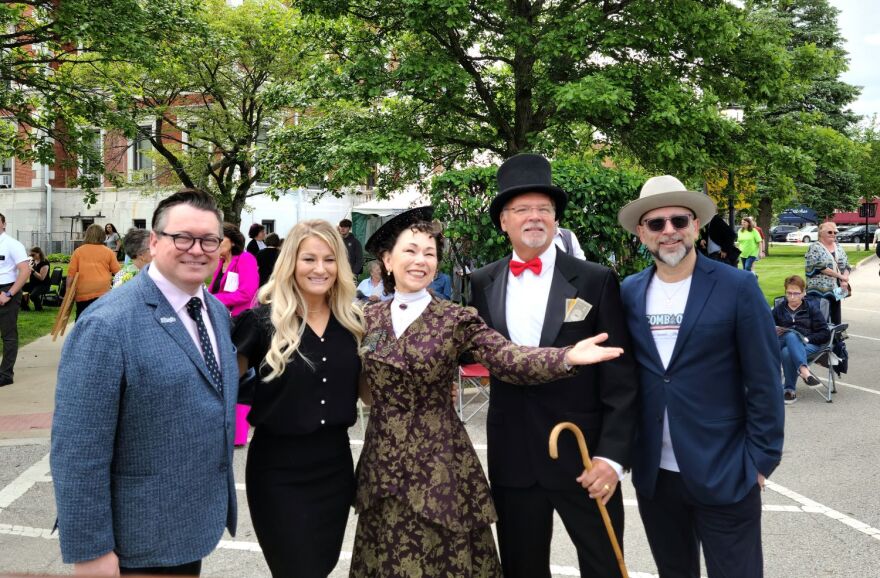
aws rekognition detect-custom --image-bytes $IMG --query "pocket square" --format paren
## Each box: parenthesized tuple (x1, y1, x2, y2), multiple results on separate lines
(564, 298, 592, 322)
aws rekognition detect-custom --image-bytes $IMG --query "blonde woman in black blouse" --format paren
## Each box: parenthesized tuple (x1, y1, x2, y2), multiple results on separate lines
(232, 219, 364, 578)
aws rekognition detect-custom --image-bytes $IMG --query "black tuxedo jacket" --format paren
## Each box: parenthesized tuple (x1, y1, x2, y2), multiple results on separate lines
(470, 251, 638, 490)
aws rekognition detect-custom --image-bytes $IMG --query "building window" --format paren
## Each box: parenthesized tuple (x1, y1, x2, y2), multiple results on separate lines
(255, 125, 270, 186)
(81, 129, 102, 180)
(0, 157, 11, 188)
(261, 220, 275, 235)
(132, 219, 147, 230)
(132, 125, 153, 175)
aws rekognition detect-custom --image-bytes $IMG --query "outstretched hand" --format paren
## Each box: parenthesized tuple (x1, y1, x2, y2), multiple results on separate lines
(564, 333, 623, 366)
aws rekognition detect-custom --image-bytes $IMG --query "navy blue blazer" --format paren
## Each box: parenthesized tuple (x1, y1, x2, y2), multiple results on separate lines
(620, 254, 784, 506)
(51, 267, 239, 567)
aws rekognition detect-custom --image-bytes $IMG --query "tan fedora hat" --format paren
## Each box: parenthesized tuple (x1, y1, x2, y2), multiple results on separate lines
(617, 175, 717, 234)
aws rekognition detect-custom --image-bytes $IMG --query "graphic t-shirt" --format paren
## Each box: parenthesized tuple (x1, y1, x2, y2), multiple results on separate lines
(645, 275, 692, 472)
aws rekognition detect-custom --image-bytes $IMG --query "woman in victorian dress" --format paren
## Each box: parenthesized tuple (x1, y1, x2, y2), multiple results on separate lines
(232, 219, 364, 577)
(350, 207, 624, 578)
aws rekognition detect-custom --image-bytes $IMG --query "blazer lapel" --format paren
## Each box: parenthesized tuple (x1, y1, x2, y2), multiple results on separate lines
(483, 259, 511, 340)
(139, 273, 224, 396)
(666, 255, 716, 369)
(630, 266, 667, 373)
(539, 256, 578, 347)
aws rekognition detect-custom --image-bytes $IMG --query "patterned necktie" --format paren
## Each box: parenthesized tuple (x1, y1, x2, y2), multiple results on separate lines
(509, 257, 542, 277)
(185, 297, 223, 392)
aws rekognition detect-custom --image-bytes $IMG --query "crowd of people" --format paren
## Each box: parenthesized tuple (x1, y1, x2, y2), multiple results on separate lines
(0, 152, 848, 576)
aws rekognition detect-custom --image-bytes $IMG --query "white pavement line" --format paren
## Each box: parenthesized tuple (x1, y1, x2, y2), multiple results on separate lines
(0, 524, 57, 540)
(848, 333, 880, 342)
(828, 379, 880, 396)
(0, 452, 50, 510)
(0, 438, 50, 447)
(765, 480, 880, 540)
(843, 307, 880, 315)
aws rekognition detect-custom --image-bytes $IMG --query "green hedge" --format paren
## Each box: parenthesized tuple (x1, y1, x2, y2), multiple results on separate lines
(428, 158, 651, 277)
(46, 253, 71, 263)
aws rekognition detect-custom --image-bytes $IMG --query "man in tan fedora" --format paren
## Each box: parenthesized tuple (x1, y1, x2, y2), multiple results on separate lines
(617, 175, 784, 578)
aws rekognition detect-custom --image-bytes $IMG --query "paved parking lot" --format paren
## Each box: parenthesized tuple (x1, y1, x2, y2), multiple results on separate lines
(2, 257, 879, 577)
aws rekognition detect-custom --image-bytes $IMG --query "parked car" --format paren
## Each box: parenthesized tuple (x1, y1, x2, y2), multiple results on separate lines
(769, 225, 798, 241)
(787, 225, 820, 243)
(836, 224, 878, 243)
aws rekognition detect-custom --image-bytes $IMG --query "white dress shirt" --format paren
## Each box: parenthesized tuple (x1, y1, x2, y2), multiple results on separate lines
(390, 288, 432, 338)
(148, 264, 220, 364)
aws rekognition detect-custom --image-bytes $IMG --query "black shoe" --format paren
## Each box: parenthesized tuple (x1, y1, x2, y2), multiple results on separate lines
(784, 390, 797, 405)
(0, 376, 12, 387)
(803, 372, 821, 387)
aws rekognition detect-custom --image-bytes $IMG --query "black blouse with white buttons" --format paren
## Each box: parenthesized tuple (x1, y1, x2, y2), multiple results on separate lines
(232, 305, 361, 436)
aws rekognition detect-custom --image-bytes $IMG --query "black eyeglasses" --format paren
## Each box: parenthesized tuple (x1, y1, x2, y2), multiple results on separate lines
(642, 215, 693, 232)
(157, 231, 222, 253)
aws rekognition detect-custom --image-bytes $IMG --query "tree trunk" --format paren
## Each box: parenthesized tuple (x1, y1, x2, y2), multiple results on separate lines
(757, 196, 773, 255)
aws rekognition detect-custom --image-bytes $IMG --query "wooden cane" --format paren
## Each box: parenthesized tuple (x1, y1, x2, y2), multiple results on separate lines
(549, 421, 629, 578)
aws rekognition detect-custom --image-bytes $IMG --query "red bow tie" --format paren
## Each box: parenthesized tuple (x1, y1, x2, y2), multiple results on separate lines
(509, 257, 542, 276)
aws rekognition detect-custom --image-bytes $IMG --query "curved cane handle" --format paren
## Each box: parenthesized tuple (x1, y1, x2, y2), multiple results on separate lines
(549, 421, 593, 471)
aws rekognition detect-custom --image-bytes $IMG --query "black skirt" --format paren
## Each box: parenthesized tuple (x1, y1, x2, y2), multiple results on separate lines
(246, 426, 355, 578)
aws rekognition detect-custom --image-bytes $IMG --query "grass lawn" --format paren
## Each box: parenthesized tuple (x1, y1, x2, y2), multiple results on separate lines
(754, 243, 874, 305)
(4, 262, 71, 349)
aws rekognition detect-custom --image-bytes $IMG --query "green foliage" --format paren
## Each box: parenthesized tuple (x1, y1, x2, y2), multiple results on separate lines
(46, 253, 71, 264)
(429, 158, 650, 278)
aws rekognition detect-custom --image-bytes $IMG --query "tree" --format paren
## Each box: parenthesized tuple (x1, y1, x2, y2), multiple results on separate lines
(60, 0, 322, 223)
(266, 0, 796, 196)
(0, 0, 199, 178)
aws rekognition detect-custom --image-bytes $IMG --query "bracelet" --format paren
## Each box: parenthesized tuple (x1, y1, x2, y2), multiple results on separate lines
(3, 291, 12, 298)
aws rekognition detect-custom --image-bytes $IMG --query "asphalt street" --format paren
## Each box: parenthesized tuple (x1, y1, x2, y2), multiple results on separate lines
(1, 254, 878, 577)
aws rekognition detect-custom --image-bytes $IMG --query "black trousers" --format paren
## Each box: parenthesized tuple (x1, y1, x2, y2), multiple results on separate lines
(75, 298, 98, 319)
(492, 484, 624, 578)
(120, 560, 201, 576)
(246, 426, 355, 578)
(637, 469, 763, 578)
(0, 283, 21, 380)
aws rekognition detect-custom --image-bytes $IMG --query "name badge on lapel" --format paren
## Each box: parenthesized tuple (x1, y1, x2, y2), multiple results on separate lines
(564, 298, 592, 322)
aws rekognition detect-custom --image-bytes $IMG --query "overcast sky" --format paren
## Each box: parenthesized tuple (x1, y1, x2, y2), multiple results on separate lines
(829, 0, 880, 122)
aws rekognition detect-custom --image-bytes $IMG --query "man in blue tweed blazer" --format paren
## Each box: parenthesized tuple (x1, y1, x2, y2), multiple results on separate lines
(51, 189, 239, 576)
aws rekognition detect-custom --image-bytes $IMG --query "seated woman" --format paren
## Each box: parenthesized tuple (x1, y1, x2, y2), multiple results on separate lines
(772, 274, 830, 405)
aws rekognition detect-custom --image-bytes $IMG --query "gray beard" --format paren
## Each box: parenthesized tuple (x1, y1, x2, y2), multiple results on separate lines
(651, 242, 692, 268)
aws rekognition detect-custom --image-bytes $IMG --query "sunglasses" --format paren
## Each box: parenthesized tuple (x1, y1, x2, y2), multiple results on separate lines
(642, 214, 693, 232)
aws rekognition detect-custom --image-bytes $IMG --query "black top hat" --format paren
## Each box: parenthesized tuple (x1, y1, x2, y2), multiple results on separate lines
(489, 153, 567, 229)
(365, 206, 435, 255)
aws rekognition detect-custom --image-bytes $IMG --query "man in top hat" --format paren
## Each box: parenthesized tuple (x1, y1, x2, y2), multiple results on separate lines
(469, 153, 638, 578)
(617, 175, 784, 577)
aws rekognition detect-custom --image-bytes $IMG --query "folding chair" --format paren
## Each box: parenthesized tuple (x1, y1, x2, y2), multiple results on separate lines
(457, 363, 490, 423)
(40, 267, 65, 307)
(773, 296, 848, 403)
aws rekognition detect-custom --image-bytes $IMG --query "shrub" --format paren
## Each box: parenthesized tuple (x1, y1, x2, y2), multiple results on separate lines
(46, 253, 71, 263)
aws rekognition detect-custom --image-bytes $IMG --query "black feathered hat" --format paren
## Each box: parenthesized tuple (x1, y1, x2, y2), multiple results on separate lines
(489, 154, 567, 229)
(365, 206, 435, 256)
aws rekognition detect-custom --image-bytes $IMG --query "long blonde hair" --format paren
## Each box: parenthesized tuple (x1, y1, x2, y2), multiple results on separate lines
(258, 219, 364, 380)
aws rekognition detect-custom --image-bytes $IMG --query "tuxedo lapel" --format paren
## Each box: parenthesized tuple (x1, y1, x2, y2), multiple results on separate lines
(483, 259, 511, 340)
(539, 257, 578, 347)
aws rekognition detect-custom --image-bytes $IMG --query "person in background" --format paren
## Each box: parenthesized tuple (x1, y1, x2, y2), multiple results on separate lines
(427, 269, 452, 299)
(113, 229, 153, 288)
(210, 223, 259, 317)
(554, 223, 586, 260)
(68, 223, 121, 318)
(698, 214, 740, 267)
(256, 233, 281, 287)
(233, 219, 364, 577)
(737, 217, 762, 271)
(51, 189, 238, 576)
(617, 175, 783, 578)
(0, 212, 30, 387)
(22, 246, 51, 311)
(246, 223, 266, 258)
(338, 218, 364, 279)
(772, 275, 828, 405)
(356, 260, 392, 303)
(805, 221, 849, 325)
(104, 223, 121, 256)
(748, 216, 766, 252)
